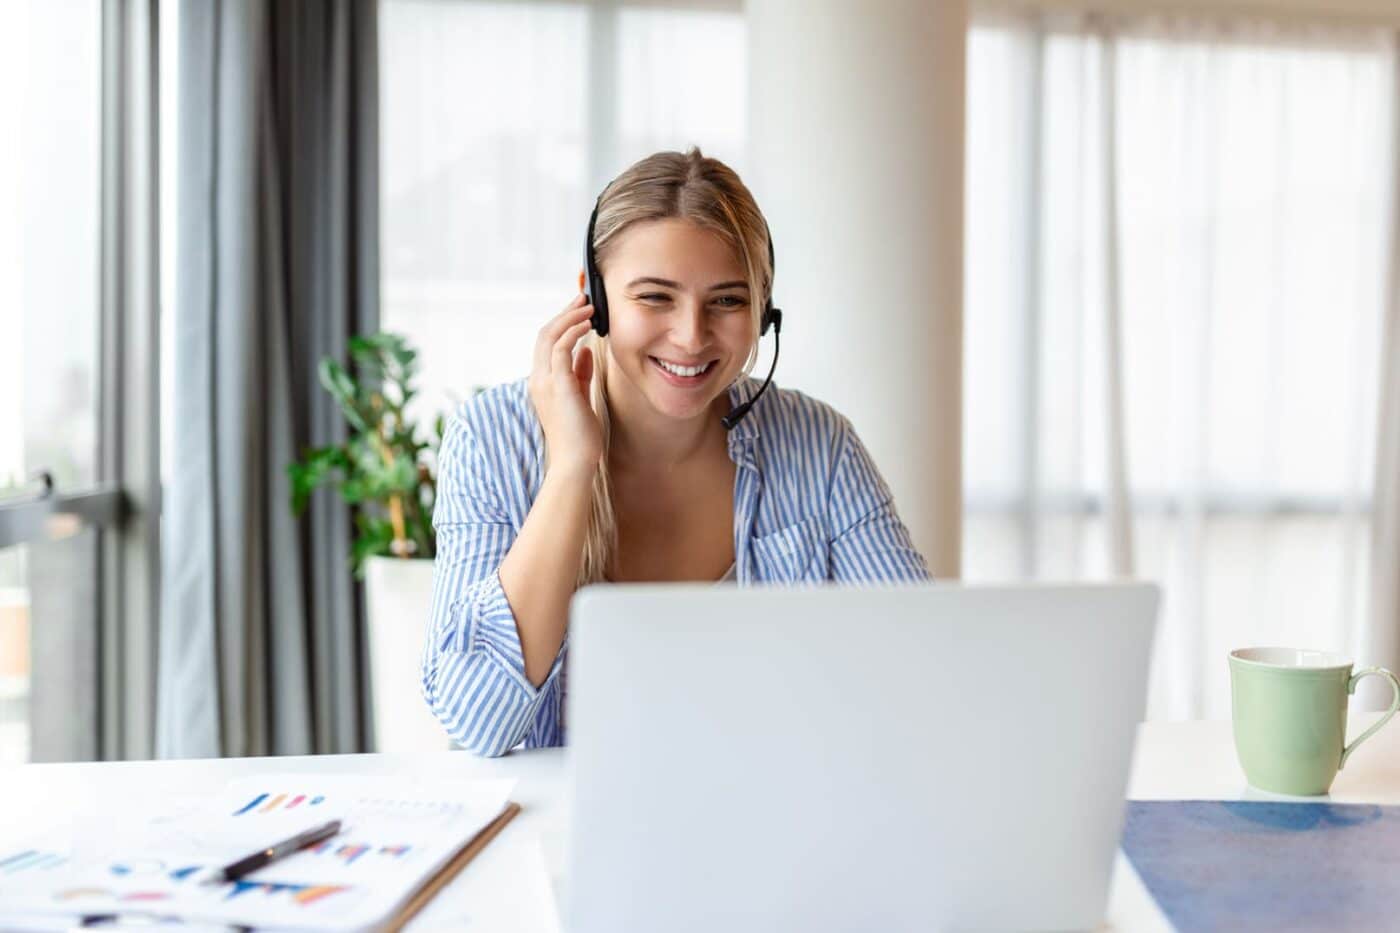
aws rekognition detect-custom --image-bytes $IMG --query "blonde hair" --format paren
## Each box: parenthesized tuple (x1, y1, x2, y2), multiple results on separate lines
(576, 146, 774, 587)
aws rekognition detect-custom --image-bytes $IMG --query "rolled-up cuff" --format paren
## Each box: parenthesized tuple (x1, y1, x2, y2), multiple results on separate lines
(457, 568, 567, 699)
(463, 568, 525, 665)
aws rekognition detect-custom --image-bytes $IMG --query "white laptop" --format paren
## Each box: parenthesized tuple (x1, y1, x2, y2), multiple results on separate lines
(564, 582, 1159, 933)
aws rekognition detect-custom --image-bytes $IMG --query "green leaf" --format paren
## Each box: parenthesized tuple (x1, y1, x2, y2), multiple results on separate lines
(390, 455, 418, 491)
(340, 476, 369, 504)
(319, 359, 369, 433)
(287, 463, 310, 514)
(356, 352, 388, 391)
(288, 445, 349, 513)
(354, 450, 418, 499)
(350, 513, 396, 577)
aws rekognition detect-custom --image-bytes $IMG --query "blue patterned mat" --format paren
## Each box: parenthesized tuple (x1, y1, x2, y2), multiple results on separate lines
(1121, 800, 1400, 932)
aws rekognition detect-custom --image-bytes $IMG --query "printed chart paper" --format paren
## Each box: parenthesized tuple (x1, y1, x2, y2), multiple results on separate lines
(0, 774, 515, 931)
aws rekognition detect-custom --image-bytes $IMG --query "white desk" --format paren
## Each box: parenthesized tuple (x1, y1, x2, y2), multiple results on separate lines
(3, 712, 1397, 931)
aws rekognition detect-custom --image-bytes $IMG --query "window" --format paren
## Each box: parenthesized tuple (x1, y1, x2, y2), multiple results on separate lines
(0, 0, 103, 764)
(1, 0, 159, 763)
(964, 18, 1394, 718)
(379, 0, 746, 431)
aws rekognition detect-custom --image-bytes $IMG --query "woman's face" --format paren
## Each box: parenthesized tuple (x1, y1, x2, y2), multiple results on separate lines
(600, 218, 756, 422)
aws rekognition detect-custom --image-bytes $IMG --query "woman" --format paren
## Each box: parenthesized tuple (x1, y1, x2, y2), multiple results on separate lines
(421, 147, 930, 757)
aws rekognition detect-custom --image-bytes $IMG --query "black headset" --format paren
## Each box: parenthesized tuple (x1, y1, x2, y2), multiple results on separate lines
(582, 192, 783, 431)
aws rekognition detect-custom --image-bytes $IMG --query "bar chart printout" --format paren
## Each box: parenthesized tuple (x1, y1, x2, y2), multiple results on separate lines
(0, 774, 516, 931)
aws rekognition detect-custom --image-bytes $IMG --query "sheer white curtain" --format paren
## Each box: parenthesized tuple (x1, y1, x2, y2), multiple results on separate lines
(378, 0, 745, 432)
(1368, 57, 1400, 712)
(965, 14, 1398, 719)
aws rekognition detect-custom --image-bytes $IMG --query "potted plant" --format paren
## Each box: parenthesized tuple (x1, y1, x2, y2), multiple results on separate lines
(289, 332, 450, 753)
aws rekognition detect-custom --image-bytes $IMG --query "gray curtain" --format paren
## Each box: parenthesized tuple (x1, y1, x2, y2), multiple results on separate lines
(158, 0, 379, 758)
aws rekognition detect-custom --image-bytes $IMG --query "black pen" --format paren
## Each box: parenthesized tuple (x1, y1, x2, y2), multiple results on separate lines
(208, 818, 342, 884)
(78, 915, 250, 930)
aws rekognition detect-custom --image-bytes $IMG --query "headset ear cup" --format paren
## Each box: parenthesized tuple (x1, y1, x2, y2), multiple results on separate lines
(591, 290, 610, 337)
(584, 198, 609, 337)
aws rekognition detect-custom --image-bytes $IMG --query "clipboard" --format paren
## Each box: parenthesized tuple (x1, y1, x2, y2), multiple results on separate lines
(384, 800, 523, 931)
(0, 781, 523, 932)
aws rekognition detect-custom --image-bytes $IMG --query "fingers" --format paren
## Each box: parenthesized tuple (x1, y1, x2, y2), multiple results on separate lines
(544, 293, 589, 340)
(550, 319, 594, 380)
(573, 344, 594, 394)
(534, 294, 593, 373)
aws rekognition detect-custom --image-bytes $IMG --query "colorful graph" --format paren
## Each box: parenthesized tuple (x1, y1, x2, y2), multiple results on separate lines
(122, 891, 173, 902)
(109, 859, 165, 877)
(54, 888, 172, 903)
(232, 792, 326, 816)
(305, 840, 412, 863)
(335, 845, 368, 865)
(0, 850, 68, 875)
(224, 879, 348, 906)
(108, 860, 205, 884)
(307, 842, 367, 865)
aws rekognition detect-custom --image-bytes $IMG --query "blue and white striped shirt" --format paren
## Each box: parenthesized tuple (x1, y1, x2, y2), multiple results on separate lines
(420, 375, 931, 756)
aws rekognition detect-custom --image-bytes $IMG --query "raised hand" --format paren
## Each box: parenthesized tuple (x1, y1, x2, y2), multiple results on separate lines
(528, 293, 603, 476)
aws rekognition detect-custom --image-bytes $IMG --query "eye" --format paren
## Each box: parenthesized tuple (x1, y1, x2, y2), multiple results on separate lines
(636, 293, 670, 304)
(714, 296, 747, 308)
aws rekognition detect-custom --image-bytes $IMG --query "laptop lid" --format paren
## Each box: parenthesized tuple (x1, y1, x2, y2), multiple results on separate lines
(565, 582, 1159, 933)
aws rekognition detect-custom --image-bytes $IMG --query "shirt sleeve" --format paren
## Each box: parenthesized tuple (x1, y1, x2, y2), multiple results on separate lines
(419, 406, 567, 757)
(826, 418, 933, 582)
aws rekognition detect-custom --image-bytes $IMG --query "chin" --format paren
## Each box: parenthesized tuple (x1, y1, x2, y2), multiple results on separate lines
(639, 357, 736, 420)
(641, 385, 721, 421)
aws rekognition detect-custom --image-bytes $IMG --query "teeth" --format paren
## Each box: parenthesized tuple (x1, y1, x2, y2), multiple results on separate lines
(656, 358, 711, 378)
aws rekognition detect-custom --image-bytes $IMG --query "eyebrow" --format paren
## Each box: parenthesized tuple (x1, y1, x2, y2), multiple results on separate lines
(626, 277, 749, 291)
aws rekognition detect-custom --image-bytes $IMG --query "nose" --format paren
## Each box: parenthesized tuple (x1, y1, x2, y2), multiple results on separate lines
(671, 300, 709, 355)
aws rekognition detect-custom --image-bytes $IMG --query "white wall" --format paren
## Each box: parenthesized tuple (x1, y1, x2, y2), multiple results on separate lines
(747, 0, 969, 577)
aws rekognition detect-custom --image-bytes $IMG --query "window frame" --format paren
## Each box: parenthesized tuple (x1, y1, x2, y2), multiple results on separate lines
(0, 0, 162, 763)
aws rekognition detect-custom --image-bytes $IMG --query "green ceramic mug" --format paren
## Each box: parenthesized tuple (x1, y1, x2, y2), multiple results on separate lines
(1229, 647, 1400, 796)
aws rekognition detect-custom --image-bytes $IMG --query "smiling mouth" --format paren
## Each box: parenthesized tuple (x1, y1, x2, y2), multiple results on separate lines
(649, 356, 719, 383)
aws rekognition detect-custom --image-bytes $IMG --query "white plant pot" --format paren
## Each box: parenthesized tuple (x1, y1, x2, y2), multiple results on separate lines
(364, 555, 453, 753)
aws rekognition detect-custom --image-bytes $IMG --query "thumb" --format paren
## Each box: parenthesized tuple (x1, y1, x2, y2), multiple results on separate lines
(573, 345, 594, 395)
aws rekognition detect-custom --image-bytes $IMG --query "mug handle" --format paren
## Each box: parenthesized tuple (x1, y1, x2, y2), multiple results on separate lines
(1340, 667, 1400, 769)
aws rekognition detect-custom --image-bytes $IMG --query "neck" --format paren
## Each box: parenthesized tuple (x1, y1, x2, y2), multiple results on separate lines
(604, 366, 734, 471)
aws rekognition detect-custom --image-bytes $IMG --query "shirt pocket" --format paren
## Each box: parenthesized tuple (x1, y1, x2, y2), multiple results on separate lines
(750, 517, 828, 582)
